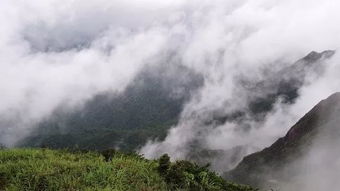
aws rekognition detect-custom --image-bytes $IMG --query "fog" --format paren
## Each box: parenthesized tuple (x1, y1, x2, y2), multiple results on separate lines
(140, 0, 340, 166)
(1, 0, 340, 189)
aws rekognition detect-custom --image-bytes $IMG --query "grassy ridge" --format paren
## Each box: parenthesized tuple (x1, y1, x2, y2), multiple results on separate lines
(0, 149, 256, 191)
(0, 149, 167, 191)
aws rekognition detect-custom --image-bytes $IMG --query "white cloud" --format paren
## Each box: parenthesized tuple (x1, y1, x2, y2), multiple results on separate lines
(1, 3, 340, 189)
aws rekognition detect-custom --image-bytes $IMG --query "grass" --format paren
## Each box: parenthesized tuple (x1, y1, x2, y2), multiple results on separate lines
(0, 149, 257, 191)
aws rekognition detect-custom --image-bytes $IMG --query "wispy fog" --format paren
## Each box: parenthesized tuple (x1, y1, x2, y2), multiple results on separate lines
(1, 1, 340, 189)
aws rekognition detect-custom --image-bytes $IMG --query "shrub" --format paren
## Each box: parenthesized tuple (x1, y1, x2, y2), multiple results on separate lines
(0, 172, 7, 190)
(157, 155, 259, 191)
(101, 149, 118, 161)
(158, 154, 171, 176)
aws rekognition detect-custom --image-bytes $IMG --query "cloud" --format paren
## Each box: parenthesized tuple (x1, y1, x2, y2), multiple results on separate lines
(1, 3, 340, 187)
(140, 0, 340, 170)
(0, 0, 182, 145)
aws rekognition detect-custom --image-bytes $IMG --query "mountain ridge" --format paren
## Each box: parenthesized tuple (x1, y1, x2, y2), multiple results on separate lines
(227, 92, 340, 187)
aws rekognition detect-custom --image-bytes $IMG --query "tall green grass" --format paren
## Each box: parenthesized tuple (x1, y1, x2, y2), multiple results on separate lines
(0, 149, 167, 191)
(0, 149, 257, 191)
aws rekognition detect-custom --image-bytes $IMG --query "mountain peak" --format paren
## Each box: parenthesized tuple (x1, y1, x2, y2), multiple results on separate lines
(303, 50, 335, 62)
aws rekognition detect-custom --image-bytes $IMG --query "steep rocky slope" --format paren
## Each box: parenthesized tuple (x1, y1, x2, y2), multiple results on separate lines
(227, 92, 340, 187)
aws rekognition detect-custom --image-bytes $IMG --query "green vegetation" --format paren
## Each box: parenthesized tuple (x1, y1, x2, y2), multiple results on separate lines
(18, 64, 203, 151)
(157, 154, 257, 191)
(0, 149, 257, 191)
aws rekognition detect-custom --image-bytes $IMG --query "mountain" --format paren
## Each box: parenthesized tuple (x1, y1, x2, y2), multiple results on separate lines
(17, 50, 334, 153)
(227, 92, 340, 188)
(0, 148, 257, 191)
(213, 50, 335, 124)
(183, 50, 335, 170)
(18, 63, 203, 151)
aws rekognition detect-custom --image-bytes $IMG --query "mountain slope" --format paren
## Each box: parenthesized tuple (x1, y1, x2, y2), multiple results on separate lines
(217, 50, 335, 123)
(227, 92, 340, 187)
(19, 64, 203, 151)
(183, 50, 335, 171)
(17, 50, 334, 153)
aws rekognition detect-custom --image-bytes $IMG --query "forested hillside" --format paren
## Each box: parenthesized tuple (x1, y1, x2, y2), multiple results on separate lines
(19, 64, 203, 151)
(18, 51, 334, 153)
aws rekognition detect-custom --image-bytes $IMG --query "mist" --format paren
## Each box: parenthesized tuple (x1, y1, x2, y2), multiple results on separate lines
(1, 0, 340, 190)
(140, 0, 340, 166)
(0, 0, 183, 145)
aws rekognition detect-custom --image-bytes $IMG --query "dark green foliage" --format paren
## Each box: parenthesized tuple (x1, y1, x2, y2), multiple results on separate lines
(158, 154, 171, 176)
(101, 149, 118, 161)
(100, 148, 146, 162)
(0, 172, 7, 190)
(157, 155, 258, 191)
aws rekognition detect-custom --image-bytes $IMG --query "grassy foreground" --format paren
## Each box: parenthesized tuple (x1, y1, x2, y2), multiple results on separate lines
(0, 149, 256, 191)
